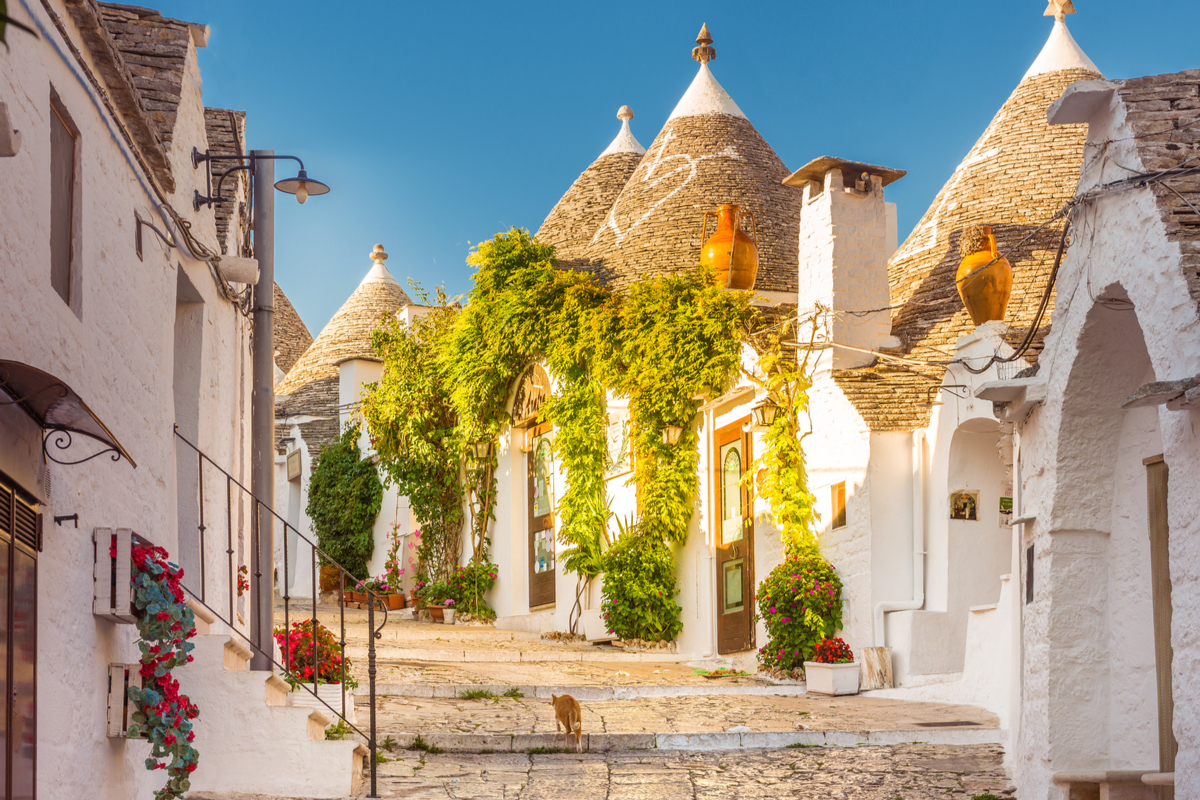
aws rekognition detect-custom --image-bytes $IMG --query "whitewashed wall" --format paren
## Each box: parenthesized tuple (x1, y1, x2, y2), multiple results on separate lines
(0, 5, 251, 797)
(1014, 91, 1200, 799)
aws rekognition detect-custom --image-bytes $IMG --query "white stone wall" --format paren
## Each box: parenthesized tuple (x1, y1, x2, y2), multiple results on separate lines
(0, 4, 253, 797)
(1014, 92, 1200, 798)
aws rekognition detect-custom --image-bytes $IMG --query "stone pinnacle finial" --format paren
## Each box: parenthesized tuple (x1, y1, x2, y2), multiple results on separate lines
(692, 23, 715, 63)
(371, 243, 388, 265)
(617, 105, 634, 122)
(1044, 0, 1076, 22)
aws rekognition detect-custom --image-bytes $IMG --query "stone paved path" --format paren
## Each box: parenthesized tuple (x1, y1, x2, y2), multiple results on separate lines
(371, 692, 998, 737)
(370, 745, 1010, 799)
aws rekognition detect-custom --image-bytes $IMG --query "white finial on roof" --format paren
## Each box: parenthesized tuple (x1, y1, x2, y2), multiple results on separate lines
(362, 243, 399, 286)
(600, 105, 647, 156)
(668, 25, 746, 121)
(1044, 0, 1076, 22)
(1024, 7, 1099, 79)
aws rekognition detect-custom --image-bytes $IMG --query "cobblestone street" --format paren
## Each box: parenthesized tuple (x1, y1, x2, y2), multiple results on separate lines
(373, 745, 1010, 799)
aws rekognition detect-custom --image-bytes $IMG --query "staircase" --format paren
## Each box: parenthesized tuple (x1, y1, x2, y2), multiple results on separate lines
(177, 607, 367, 798)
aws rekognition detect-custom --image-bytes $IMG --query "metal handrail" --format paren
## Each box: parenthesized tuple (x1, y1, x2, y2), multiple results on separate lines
(173, 426, 386, 797)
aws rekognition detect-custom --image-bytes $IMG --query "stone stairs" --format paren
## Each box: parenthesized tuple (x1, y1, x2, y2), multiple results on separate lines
(178, 618, 367, 798)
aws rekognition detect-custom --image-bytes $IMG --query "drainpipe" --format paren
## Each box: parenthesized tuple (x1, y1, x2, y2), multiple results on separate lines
(872, 429, 927, 647)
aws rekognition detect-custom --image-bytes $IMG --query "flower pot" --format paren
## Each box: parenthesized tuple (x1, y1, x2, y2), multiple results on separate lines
(428, 605, 445, 623)
(341, 590, 354, 606)
(386, 593, 405, 611)
(444, 609, 455, 624)
(290, 681, 356, 726)
(802, 661, 860, 696)
(350, 591, 367, 604)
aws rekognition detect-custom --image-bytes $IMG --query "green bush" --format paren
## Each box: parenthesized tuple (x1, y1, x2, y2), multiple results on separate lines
(755, 553, 843, 671)
(306, 423, 384, 580)
(600, 526, 682, 642)
(446, 561, 498, 621)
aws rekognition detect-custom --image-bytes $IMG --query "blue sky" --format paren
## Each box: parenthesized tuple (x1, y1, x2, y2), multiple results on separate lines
(153, 0, 1200, 337)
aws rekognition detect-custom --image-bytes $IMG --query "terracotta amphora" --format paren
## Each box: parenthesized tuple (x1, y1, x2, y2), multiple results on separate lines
(956, 225, 1013, 326)
(700, 204, 759, 290)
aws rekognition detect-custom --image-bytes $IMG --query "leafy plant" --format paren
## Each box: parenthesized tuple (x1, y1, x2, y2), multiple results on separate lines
(445, 560, 498, 619)
(409, 734, 442, 754)
(813, 637, 854, 664)
(273, 619, 358, 689)
(755, 553, 844, 671)
(502, 687, 525, 699)
(325, 719, 353, 740)
(306, 423, 384, 580)
(599, 521, 682, 642)
(126, 542, 200, 799)
(383, 522, 406, 589)
(459, 688, 497, 701)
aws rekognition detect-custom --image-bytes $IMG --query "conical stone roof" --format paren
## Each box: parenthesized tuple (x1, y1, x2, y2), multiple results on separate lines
(272, 281, 313, 376)
(584, 31, 801, 293)
(276, 244, 412, 401)
(536, 106, 646, 266)
(834, 15, 1103, 432)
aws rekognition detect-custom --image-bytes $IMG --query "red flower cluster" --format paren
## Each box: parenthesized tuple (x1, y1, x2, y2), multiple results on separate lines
(273, 619, 352, 687)
(127, 543, 200, 799)
(812, 636, 854, 664)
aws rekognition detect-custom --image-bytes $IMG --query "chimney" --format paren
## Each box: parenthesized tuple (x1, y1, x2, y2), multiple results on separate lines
(785, 157, 905, 369)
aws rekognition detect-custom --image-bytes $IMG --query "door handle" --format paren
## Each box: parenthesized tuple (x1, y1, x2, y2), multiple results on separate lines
(730, 544, 739, 559)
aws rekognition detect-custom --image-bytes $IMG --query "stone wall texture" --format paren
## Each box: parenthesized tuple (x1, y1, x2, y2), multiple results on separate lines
(835, 66, 1100, 431)
(536, 150, 643, 267)
(584, 113, 802, 293)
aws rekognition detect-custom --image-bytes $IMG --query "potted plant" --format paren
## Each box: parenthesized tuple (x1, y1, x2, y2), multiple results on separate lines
(443, 598, 455, 624)
(350, 580, 368, 605)
(803, 637, 859, 696)
(423, 581, 453, 622)
(383, 523, 407, 610)
(274, 619, 360, 723)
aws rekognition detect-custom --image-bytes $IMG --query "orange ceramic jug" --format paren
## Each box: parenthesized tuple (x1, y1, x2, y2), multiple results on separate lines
(956, 225, 1013, 326)
(700, 204, 759, 290)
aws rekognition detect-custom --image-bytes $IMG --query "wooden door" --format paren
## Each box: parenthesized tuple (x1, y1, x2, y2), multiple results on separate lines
(715, 420, 753, 654)
(1145, 456, 1175, 793)
(0, 472, 37, 800)
(528, 423, 556, 609)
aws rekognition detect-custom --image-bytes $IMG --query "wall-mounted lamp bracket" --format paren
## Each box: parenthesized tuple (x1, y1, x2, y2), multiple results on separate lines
(54, 513, 79, 528)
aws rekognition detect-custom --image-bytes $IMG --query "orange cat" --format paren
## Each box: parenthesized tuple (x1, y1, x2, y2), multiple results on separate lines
(551, 694, 583, 753)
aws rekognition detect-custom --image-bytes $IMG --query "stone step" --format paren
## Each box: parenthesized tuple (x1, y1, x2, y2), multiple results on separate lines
(377, 728, 1006, 753)
(359, 682, 805, 700)
(346, 644, 685, 664)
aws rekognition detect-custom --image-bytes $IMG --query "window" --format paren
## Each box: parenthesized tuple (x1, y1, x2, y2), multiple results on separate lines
(0, 471, 38, 800)
(831, 481, 847, 529)
(50, 94, 78, 309)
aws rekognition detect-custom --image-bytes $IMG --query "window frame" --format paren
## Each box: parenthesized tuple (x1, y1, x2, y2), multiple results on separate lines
(49, 88, 82, 318)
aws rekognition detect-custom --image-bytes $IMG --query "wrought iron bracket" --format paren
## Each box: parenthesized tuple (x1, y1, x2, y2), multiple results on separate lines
(54, 513, 79, 528)
(43, 428, 123, 466)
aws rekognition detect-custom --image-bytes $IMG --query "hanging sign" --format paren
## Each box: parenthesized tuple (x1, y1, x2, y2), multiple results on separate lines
(512, 364, 550, 424)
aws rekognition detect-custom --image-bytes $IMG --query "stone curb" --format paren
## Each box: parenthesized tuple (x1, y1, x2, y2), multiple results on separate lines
(383, 728, 1006, 753)
(346, 645, 687, 664)
(363, 683, 807, 701)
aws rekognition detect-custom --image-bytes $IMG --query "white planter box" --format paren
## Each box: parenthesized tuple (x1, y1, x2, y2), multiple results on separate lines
(803, 661, 860, 696)
(106, 663, 143, 738)
(93, 528, 153, 623)
(444, 609, 456, 624)
(289, 681, 356, 726)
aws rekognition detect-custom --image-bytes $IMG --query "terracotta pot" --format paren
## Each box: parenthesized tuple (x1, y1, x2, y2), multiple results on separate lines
(428, 605, 445, 623)
(386, 593, 405, 610)
(341, 590, 354, 605)
(700, 204, 759, 290)
(350, 591, 367, 604)
(956, 225, 1013, 325)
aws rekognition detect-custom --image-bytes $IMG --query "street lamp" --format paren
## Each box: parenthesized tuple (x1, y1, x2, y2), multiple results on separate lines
(750, 398, 779, 430)
(192, 147, 330, 670)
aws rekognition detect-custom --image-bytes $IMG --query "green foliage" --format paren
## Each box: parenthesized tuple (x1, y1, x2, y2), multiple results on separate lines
(755, 553, 844, 671)
(599, 523, 683, 642)
(606, 269, 752, 545)
(409, 734, 443, 754)
(306, 423, 383, 580)
(446, 561, 498, 620)
(741, 316, 821, 555)
(502, 687, 525, 699)
(459, 688, 498, 700)
(325, 719, 352, 740)
(362, 290, 464, 581)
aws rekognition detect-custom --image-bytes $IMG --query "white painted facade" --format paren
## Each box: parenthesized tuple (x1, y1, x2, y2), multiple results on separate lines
(999, 79, 1198, 799)
(0, 3, 361, 796)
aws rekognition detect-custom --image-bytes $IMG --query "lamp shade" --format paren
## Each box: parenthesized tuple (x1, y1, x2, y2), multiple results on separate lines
(661, 425, 684, 446)
(274, 169, 330, 204)
(751, 399, 779, 429)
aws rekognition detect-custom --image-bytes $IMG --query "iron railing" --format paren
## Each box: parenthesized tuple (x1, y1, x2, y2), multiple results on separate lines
(173, 426, 385, 797)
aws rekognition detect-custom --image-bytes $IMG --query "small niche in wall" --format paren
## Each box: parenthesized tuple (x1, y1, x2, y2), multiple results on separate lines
(1025, 544, 1034, 605)
(949, 490, 978, 521)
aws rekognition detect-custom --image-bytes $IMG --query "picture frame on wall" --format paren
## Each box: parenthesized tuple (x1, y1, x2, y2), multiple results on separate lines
(950, 490, 979, 521)
(604, 408, 633, 480)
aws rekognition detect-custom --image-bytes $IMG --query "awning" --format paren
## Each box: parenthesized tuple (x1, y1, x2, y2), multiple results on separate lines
(0, 360, 136, 467)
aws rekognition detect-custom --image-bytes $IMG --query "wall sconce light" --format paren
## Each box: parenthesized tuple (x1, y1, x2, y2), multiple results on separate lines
(469, 440, 491, 459)
(661, 425, 684, 446)
(516, 428, 532, 454)
(750, 398, 779, 430)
